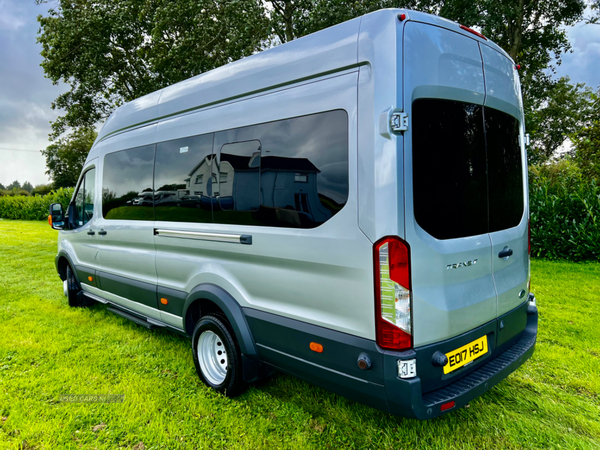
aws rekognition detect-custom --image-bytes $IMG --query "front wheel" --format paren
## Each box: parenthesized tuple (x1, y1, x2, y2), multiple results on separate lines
(192, 314, 246, 397)
(65, 265, 92, 307)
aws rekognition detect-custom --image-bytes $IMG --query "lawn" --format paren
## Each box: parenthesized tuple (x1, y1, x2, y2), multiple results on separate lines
(0, 220, 599, 449)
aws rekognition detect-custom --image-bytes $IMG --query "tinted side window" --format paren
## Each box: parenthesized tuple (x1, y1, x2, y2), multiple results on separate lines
(102, 145, 155, 220)
(73, 168, 95, 228)
(212, 110, 349, 228)
(485, 108, 524, 232)
(412, 99, 488, 239)
(154, 134, 214, 223)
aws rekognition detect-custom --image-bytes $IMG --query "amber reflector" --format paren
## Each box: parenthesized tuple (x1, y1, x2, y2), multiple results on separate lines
(88, 276, 93, 282)
(160, 298, 168, 305)
(309, 342, 323, 353)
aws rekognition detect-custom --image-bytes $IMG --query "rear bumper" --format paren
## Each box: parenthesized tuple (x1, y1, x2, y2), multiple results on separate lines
(385, 300, 538, 419)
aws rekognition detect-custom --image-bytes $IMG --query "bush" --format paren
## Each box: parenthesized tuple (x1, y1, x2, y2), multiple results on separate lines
(529, 160, 600, 261)
(0, 188, 74, 221)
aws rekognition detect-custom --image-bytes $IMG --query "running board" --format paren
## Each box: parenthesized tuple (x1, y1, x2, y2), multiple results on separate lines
(107, 306, 166, 330)
(83, 291, 109, 304)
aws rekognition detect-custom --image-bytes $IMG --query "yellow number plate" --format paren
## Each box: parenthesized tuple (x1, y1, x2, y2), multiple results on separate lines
(443, 335, 488, 374)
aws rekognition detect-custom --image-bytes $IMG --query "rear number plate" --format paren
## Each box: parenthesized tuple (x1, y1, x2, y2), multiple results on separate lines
(443, 335, 488, 374)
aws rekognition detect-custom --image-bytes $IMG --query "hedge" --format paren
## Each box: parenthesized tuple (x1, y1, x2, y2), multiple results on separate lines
(0, 188, 74, 221)
(529, 162, 600, 261)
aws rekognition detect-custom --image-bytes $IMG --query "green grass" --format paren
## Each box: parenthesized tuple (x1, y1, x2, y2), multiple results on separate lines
(0, 220, 599, 449)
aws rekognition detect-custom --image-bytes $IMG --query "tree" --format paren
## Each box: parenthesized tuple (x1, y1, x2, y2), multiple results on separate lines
(526, 77, 594, 164)
(38, 0, 588, 166)
(573, 89, 600, 180)
(32, 184, 54, 196)
(22, 181, 34, 193)
(37, 0, 269, 139)
(0, 183, 5, 190)
(585, 0, 599, 24)
(41, 128, 98, 188)
(7, 181, 21, 190)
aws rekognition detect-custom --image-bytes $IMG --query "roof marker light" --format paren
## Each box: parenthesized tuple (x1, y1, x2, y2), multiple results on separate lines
(459, 24, 487, 40)
(515, 64, 521, 70)
(398, 13, 406, 21)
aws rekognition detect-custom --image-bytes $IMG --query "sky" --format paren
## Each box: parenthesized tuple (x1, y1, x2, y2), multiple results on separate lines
(0, 1, 599, 188)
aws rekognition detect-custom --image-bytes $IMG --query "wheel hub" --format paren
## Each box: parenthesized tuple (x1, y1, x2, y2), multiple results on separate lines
(197, 330, 228, 385)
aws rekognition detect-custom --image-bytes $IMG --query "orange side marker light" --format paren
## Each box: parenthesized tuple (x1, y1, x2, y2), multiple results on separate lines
(160, 298, 168, 305)
(310, 342, 323, 353)
(88, 276, 93, 282)
(48, 215, 52, 226)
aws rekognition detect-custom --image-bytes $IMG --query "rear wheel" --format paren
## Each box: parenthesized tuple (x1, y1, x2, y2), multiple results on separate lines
(192, 314, 245, 397)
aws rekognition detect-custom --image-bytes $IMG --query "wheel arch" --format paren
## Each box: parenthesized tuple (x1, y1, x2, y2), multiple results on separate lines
(183, 283, 258, 359)
(56, 251, 78, 283)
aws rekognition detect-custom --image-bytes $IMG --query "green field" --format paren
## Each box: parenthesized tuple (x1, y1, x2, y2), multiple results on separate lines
(0, 220, 599, 449)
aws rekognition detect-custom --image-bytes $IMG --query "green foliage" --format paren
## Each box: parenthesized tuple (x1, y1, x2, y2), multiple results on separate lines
(529, 160, 600, 261)
(37, 0, 269, 138)
(31, 183, 55, 196)
(41, 128, 97, 188)
(6, 180, 21, 190)
(573, 90, 600, 180)
(0, 188, 74, 221)
(21, 181, 34, 193)
(526, 77, 594, 165)
(1, 221, 600, 448)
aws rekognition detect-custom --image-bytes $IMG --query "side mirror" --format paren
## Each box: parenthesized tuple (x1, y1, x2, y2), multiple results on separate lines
(49, 203, 65, 230)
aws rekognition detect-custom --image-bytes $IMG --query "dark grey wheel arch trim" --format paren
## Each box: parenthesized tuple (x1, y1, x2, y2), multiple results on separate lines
(55, 251, 78, 284)
(183, 283, 259, 360)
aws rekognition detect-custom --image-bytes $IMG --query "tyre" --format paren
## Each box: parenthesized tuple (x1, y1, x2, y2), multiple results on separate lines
(65, 265, 92, 307)
(192, 314, 246, 397)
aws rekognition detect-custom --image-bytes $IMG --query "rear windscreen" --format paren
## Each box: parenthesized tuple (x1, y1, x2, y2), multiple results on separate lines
(412, 99, 524, 240)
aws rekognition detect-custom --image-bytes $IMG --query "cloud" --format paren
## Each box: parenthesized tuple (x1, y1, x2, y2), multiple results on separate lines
(554, 9, 600, 88)
(0, 0, 65, 186)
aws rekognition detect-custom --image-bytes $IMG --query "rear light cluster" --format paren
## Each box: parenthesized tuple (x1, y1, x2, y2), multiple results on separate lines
(374, 237, 412, 351)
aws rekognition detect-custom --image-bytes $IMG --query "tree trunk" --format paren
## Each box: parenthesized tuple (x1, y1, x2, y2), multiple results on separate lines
(509, 0, 525, 61)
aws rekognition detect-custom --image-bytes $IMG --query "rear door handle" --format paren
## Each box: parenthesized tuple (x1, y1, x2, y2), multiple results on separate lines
(87, 230, 95, 236)
(98, 230, 107, 236)
(498, 247, 513, 258)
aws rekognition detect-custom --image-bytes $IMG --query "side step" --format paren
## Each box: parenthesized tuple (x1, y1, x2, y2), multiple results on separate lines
(107, 306, 165, 330)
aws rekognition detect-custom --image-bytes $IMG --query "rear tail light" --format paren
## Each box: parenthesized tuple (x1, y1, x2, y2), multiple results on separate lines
(374, 237, 412, 351)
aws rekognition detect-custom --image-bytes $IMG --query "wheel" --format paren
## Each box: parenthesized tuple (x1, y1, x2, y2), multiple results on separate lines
(192, 314, 246, 397)
(65, 265, 92, 307)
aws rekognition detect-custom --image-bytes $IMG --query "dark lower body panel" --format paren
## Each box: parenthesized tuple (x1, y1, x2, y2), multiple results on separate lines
(244, 300, 538, 419)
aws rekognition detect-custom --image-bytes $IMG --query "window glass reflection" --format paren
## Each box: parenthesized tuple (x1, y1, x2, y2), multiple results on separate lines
(486, 108, 524, 231)
(155, 133, 214, 223)
(102, 145, 155, 220)
(212, 110, 349, 228)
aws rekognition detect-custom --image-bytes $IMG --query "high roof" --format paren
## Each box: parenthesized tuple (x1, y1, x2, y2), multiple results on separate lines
(95, 9, 510, 145)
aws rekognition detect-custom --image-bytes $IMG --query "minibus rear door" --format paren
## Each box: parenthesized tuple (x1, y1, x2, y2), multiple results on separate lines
(403, 21, 497, 347)
(480, 45, 529, 317)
